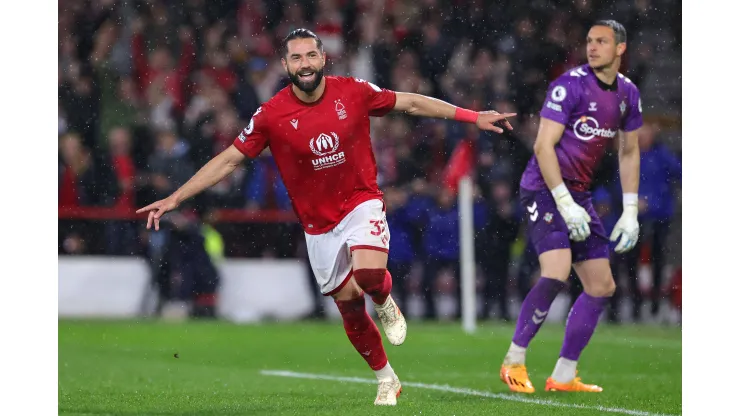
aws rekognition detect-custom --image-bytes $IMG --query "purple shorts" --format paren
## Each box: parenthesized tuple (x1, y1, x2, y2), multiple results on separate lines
(520, 187, 609, 262)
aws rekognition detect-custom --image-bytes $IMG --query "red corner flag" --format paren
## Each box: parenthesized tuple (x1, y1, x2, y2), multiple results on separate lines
(442, 139, 475, 194)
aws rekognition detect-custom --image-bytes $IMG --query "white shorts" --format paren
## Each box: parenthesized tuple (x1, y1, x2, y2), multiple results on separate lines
(305, 199, 391, 296)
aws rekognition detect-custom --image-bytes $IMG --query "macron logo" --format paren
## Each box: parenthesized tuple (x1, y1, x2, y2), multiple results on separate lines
(290, 119, 299, 130)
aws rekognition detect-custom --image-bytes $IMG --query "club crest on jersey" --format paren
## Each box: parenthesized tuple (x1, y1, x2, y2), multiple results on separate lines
(544, 212, 554, 224)
(589, 102, 597, 112)
(620, 101, 627, 115)
(335, 99, 347, 120)
(309, 132, 345, 170)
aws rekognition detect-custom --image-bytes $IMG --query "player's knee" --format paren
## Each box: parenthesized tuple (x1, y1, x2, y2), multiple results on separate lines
(353, 268, 387, 288)
(585, 276, 616, 297)
(596, 276, 617, 297)
(602, 278, 617, 297)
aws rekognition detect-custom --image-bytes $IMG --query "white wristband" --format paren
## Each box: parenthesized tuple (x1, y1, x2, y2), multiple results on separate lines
(551, 183, 570, 200)
(623, 193, 638, 207)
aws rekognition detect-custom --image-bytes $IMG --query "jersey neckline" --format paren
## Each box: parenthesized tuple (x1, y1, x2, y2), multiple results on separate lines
(585, 65, 618, 92)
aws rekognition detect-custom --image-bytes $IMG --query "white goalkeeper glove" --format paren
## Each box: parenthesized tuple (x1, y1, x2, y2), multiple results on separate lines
(551, 184, 591, 242)
(610, 193, 640, 253)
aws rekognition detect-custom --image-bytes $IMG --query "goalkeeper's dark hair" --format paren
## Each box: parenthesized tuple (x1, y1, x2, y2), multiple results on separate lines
(592, 20, 627, 44)
(281, 28, 324, 57)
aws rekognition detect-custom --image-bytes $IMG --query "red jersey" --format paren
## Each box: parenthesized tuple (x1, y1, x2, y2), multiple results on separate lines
(232, 76, 397, 234)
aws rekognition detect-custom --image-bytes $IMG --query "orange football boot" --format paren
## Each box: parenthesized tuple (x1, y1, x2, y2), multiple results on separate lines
(500, 364, 535, 393)
(545, 373, 603, 392)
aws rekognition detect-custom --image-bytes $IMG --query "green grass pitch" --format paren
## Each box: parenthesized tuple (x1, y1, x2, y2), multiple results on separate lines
(59, 319, 681, 415)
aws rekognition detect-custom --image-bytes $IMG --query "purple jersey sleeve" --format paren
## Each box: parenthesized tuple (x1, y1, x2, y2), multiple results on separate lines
(622, 86, 643, 132)
(539, 77, 581, 125)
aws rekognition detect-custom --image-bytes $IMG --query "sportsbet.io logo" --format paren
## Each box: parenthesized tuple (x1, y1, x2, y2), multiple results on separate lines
(309, 132, 345, 170)
(573, 116, 616, 141)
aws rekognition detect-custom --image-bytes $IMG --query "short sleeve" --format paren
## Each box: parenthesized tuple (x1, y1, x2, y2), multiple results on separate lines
(539, 78, 580, 125)
(622, 88, 644, 132)
(354, 78, 396, 117)
(233, 106, 269, 158)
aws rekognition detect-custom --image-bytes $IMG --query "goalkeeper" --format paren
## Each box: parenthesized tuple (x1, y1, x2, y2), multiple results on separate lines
(498, 20, 643, 394)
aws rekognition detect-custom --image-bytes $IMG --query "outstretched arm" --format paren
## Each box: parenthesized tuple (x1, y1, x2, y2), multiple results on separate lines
(393, 92, 516, 133)
(136, 145, 246, 230)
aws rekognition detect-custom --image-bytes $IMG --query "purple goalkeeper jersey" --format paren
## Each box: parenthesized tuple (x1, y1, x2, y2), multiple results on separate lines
(520, 64, 644, 192)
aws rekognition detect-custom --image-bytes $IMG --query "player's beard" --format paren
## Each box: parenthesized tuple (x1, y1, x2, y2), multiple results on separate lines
(288, 66, 324, 93)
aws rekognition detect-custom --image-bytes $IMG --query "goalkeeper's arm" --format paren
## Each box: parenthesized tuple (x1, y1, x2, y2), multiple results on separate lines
(610, 129, 641, 253)
(533, 118, 591, 241)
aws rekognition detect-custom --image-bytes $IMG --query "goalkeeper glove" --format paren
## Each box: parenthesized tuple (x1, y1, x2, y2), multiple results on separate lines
(610, 193, 640, 253)
(551, 184, 592, 242)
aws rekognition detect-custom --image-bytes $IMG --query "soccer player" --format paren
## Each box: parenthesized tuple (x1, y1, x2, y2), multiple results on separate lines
(498, 20, 642, 393)
(137, 28, 515, 405)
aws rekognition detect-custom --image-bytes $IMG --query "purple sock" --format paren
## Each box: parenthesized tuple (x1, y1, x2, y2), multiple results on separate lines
(560, 292, 609, 361)
(512, 277, 565, 348)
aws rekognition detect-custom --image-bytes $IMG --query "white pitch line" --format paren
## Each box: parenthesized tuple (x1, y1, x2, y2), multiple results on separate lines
(260, 370, 677, 416)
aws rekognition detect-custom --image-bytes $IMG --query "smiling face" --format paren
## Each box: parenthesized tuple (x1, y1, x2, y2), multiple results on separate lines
(282, 37, 326, 93)
(586, 24, 626, 71)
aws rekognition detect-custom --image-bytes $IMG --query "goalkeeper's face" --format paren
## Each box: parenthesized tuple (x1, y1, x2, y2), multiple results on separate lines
(283, 38, 326, 93)
(586, 26, 626, 71)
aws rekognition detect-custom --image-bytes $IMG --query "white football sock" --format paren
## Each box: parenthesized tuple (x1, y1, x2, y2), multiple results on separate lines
(503, 342, 527, 365)
(551, 357, 578, 383)
(374, 362, 396, 382)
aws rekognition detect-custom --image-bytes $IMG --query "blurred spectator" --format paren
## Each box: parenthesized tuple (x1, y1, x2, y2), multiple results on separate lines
(58, 63, 101, 153)
(477, 176, 521, 321)
(158, 208, 221, 320)
(146, 129, 195, 201)
(384, 186, 415, 311)
(201, 48, 238, 95)
(206, 163, 248, 209)
(244, 154, 291, 211)
(422, 188, 486, 319)
(58, 132, 118, 208)
(131, 20, 195, 117)
(105, 127, 139, 255)
(275, 2, 310, 40)
(108, 128, 137, 211)
(422, 188, 460, 319)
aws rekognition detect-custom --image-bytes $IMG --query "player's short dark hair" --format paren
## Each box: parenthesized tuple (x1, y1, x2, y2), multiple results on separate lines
(592, 20, 627, 44)
(281, 28, 324, 57)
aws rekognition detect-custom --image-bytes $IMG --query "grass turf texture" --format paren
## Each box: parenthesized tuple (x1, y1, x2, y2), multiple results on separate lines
(59, 320, 681, 415)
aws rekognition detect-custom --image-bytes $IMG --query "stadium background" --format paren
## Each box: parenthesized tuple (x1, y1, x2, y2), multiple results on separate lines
(58, 0, 682, 324)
